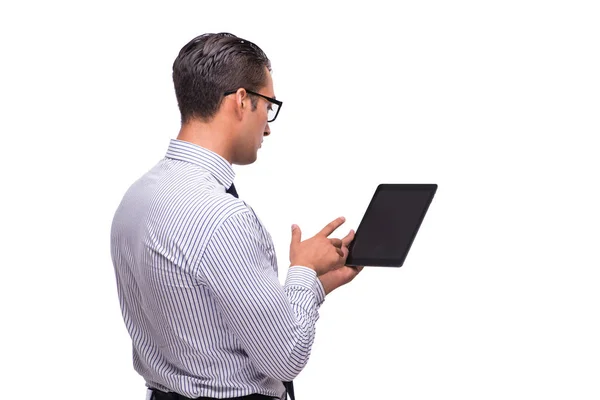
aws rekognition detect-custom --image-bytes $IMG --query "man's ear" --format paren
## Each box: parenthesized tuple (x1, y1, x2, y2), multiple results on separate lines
(237, 88, 248, 110)
(233, 88, 248, 119)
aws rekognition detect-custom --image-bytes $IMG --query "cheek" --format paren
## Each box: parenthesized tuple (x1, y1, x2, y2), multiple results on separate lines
(258, 109, 269, 128)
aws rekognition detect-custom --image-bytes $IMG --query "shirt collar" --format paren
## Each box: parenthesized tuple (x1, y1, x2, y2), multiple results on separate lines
(165, 139, 235, 189)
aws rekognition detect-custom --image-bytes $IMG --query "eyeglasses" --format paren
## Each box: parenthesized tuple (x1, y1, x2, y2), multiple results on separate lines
(223, 89, 283, 122)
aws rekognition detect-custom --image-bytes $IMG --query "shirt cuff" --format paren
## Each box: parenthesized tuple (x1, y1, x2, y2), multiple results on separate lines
(286, 266, 326, 307)
(313, 277, 326, 307)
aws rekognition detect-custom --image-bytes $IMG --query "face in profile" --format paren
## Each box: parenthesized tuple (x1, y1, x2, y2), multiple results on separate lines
(237, 68, 278, 165)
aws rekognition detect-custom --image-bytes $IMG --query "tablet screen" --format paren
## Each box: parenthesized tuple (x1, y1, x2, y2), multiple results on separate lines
(346, 184, 437, 267)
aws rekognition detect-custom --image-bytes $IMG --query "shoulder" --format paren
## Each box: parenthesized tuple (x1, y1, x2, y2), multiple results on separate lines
(140, 162, 249, 242)
(146, 178, 257, 274)
(153, 177, 249, 238)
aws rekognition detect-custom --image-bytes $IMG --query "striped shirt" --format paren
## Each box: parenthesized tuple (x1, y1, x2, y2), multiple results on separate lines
(110, 139, 325, 399)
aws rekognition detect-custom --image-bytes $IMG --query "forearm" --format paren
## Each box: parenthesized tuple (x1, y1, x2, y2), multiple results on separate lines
(277, 266, 326, 378)
(213, 267, 323, 381)
(201, 215, 325, 381)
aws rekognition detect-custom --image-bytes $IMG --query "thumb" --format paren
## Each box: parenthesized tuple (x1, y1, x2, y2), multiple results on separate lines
(291, 224, 301, 246)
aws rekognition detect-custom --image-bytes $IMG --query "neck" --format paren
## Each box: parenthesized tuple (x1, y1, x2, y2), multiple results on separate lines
(176, 119, 235, 164)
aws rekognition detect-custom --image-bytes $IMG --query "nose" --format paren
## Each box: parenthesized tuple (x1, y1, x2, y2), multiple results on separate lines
(263, 123, 271, 137)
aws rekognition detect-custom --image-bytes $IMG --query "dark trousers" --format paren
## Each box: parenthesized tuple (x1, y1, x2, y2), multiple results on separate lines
(149, 388, 277, 400)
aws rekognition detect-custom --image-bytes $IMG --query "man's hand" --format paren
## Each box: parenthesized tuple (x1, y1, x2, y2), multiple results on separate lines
(318, 228, 364, 295)
(318, 264, 364, 295)
(289, 217, 348, 276)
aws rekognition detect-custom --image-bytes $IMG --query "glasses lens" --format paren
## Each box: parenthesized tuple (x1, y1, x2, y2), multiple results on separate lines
(267, 103, 279, 122)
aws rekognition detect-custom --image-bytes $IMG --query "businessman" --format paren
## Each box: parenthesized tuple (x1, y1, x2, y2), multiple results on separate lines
(111, 32, 363, 400)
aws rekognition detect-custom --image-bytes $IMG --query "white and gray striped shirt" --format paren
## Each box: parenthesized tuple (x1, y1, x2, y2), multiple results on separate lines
(110, 139, 325, 399)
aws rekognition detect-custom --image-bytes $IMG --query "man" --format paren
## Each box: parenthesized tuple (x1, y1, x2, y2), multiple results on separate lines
(111, 32, 363, 400)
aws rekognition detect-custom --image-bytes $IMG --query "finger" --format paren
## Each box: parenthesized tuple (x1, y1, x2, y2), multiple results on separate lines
(318, 216, 346, 237)
(341, 229, 355, 247)
(342, 245, 349, 259)
(335, 247, 344, 258)
(337, 244, 348, 260)
(330, 238, 343, 248)
(346, 266, 363, 283)
(349, 266, 364, 274)
(291, 224, 301, 246)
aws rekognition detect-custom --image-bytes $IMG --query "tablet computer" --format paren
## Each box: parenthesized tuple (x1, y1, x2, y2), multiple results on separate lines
(345, 184, 437, 267)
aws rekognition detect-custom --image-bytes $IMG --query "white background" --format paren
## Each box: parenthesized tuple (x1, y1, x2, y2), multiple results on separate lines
(1, 1, 599, 399)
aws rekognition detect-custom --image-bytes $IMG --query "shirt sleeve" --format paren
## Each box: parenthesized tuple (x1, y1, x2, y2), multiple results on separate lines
(199, 211, 325, 382)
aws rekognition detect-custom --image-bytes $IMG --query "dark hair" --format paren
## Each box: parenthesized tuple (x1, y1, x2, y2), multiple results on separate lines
(172, 32, 272, 124)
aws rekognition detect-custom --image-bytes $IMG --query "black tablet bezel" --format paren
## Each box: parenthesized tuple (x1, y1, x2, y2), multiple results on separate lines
(345, 184, 437, 267)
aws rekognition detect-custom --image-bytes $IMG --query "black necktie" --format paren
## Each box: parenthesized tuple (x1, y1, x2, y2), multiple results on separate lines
(226, 183, 239, 198)
(226, 182, 296, 400)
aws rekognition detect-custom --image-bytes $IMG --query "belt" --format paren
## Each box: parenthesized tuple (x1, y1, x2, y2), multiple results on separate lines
(149, 388, 277, 400)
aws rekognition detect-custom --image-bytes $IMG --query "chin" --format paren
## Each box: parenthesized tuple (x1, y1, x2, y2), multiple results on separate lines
(239, 153, 258, 166)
